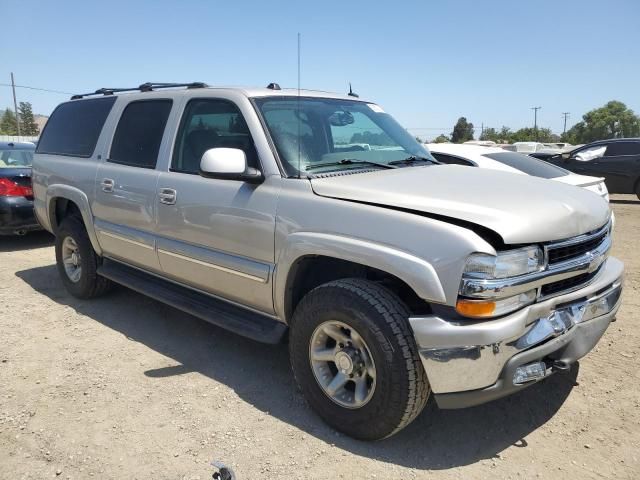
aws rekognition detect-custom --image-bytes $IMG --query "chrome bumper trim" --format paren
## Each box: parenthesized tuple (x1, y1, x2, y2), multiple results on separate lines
(410, 257, 624, 394)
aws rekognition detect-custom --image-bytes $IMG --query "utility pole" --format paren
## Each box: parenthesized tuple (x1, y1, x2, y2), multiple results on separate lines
(11, 73, 21, 137)
(531, 106, 541, 141)
(562, 112, 570, 135)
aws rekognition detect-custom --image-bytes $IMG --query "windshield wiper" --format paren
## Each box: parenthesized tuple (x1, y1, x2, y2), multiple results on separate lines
(305, 159, 396, 171)
(388, 155, 440, 166)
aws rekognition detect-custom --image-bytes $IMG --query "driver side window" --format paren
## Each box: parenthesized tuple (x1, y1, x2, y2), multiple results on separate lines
(574, 145, 606, 162)
(172, 99, 259, 174)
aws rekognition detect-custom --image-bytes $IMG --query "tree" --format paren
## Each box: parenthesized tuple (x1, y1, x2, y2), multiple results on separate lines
(415, 136, 423, 144)
(350, 131, 394, 146)
(18, 102, 39, 136)
(479, 127, 498, 142)
(509, 127, 555, 143)
(563, 101, 640, 144)
(433, 134, 450, 143)
(451, 117, 474, 143)
(0, 108, 18, 135)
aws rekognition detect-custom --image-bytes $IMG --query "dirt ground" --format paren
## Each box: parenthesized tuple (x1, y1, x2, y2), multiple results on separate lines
(1, 195, 638, 480)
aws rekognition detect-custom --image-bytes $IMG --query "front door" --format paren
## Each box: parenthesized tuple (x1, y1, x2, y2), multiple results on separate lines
(593, 142, 640, 193)
(92, 99, 174, 272)
(156, 97, 278, 314)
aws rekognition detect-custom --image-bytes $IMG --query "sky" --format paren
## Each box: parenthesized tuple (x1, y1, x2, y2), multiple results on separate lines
(2, 0, 639, 139)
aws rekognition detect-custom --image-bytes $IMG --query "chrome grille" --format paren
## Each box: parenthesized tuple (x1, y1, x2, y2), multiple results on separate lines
(546, 221, 610, 267)
(540, 268, 601, 297)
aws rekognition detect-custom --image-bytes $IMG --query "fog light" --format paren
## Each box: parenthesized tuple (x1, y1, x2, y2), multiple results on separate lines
(513, 361, 546, 385)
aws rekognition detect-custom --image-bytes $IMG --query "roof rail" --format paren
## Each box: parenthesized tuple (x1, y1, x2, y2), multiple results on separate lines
(70, 82, 208, 100)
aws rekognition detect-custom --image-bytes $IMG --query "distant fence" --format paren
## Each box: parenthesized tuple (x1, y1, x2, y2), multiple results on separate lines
(0, 135, 39, 143)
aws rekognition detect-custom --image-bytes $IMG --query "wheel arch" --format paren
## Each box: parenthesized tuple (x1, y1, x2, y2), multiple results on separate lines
(46, 184, 102, 255)
(275, 232, 446, 323)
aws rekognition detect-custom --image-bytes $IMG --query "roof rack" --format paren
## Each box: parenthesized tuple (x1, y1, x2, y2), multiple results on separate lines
(70, 82, 208, 100)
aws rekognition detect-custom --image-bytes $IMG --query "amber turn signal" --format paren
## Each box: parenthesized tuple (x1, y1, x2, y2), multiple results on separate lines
(455, 299, 496, 317)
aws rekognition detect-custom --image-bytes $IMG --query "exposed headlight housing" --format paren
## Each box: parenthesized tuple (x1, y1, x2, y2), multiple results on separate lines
(463, 246, 543, 279)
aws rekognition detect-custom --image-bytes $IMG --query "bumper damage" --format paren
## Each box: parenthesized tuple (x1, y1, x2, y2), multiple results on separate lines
(409, 257, 624, 409)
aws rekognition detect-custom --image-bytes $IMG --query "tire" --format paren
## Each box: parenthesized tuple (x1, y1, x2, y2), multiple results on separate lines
(55, 215, 112, 299)
(289, 278, 430, 440)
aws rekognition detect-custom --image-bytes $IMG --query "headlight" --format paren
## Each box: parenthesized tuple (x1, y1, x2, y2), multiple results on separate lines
(457, 246, 543, 318)
(463, 246, 543, 279)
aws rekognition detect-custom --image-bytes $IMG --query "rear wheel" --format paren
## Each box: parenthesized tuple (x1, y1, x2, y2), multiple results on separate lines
(55, 215, 112, 299)
(289, 278, 430, 440)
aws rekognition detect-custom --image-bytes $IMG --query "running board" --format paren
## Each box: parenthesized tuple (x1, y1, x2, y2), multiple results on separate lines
(97, 259, 287, 344)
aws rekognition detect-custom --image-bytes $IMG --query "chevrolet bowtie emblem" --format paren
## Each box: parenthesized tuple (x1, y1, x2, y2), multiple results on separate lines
(587, 250, 604, 273)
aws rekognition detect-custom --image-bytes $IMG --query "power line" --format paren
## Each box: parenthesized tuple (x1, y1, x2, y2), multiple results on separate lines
(0, 82, 73, 95)
(531, 106, 542, 140)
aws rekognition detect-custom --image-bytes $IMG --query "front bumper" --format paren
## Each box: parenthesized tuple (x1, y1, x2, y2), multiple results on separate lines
(409, 257, 624, 409)
(0, 196, 41, 235)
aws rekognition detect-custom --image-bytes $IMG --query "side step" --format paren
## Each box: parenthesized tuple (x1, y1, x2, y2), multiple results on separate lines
(97, 258, 287, 344)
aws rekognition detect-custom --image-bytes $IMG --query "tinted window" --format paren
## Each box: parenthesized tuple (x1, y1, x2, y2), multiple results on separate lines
(604, 142, 640, 157)
(483, 152, 569, 178)
(172, 99, 259, 174)
(109, 100, 172, 168)
(431, 152, 474, 166)
(37, 97, 116, 157)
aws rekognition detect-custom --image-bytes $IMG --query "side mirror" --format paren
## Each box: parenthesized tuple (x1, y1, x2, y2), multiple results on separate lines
(561, 152, 572, 161)
(199, 148, 263, 183)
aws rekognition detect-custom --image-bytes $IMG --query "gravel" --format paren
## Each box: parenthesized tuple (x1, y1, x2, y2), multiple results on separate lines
(0, 194, 639, 479)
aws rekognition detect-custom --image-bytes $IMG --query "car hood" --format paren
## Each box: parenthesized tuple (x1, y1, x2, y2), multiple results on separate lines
(310, 165, 611, 244)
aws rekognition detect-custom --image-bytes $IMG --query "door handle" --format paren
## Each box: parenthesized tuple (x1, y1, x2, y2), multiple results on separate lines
(159, 188, 177, 205)
(101, 178, 115, 193)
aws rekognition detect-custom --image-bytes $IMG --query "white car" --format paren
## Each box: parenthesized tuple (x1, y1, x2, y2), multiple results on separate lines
(428, 144, 609, 201)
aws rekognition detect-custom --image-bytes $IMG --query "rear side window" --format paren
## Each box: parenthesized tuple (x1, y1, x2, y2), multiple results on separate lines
(109, 100, 172, 168)
(431, 152, 474, 166)
(604, 142, 640, 156)
(0, 148, 34, 167)
(483, 151, 569, 178)
(36, 97, 116, 157)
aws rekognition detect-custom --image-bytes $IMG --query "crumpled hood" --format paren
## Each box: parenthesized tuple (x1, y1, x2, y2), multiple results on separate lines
(310, 165, 611, 244)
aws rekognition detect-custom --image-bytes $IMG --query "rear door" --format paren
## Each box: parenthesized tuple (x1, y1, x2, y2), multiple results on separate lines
(92, 99, 174, 272)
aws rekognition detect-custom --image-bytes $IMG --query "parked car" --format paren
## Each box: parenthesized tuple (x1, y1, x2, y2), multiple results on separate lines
(33, 82, 623, 440)
(533, 138, 640, 199)
(0, 141, 40, 235)
(428, 144, 609, 201)
(513, 141, 549, 153)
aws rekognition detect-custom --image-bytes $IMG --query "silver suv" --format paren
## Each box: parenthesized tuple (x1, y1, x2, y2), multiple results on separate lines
(32, 82, 623, 440)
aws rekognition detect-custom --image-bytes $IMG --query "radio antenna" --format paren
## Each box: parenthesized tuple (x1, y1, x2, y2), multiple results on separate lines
(297, 32, 301, 178)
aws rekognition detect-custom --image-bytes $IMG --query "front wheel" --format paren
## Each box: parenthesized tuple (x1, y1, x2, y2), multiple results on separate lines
(289, 278, 430, 440)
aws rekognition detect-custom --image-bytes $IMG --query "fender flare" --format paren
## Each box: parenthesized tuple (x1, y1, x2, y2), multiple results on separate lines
(45, 184, 103, 255)
(274, 232, 447, 321)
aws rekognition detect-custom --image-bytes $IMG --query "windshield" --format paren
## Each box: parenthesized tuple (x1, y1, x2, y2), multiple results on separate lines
(483, 151, 569, 179)
(0, 148, 34, 168)
(254, 97, 434, 176)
